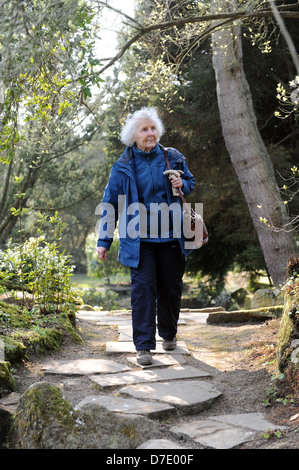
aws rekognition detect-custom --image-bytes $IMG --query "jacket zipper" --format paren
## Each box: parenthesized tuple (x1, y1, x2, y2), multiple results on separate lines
(147, 156, 157, 203)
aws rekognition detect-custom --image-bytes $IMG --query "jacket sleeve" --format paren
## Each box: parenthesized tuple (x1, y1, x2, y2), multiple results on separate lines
(96, 165, 122, 250)
(180, 159, 196, 197)
(167, 147, 196, 197)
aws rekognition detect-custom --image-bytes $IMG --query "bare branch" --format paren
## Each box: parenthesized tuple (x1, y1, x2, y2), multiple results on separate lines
(92, 7, 299, 78)
(268, 0, 299, 75)
(94, 0, 142, 29)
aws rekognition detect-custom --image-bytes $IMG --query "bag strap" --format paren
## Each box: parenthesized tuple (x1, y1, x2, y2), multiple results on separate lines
(164, 149, 208, 242)
(163, 148, 187, 204)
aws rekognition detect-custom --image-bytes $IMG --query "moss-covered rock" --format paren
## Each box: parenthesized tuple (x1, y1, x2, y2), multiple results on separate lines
(0, 298, 82, 364)
(0, 301, 32, 328)
(14, 382, 77, 449)
(0, 362, 15, 395)
(0, 336, 27, 363)
(0, 405, 14, 448)
(277, 294, 299, 377)
(206, 306, 283, 324)
(21, 329, 64, 355)
(14, 382, 160, 449)
(251, 288, 284, 309)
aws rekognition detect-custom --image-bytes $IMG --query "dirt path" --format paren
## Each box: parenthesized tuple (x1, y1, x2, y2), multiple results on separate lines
(13, 314, 299, 449)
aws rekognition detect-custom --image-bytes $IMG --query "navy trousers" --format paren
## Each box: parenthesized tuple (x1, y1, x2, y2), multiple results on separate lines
(130, 241, 185, 351)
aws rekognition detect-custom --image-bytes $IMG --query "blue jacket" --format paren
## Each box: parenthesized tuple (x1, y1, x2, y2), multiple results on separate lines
(97, 144, 196, 268)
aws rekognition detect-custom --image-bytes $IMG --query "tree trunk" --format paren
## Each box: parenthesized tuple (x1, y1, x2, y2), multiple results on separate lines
(211, 8, 297, 285)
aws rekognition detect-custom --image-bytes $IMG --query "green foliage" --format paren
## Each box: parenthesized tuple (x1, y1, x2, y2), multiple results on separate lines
(81, 287, 120, 310)
(282, 257, 299, 332)
(0, 0, 106, 250)
(86, 233, 129, 279)
(188, 278, 231, 309)
(0, 212, 75, 313)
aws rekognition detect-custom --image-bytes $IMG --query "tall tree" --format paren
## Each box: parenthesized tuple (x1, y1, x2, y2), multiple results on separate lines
(94, 0, 299, 285)
(0, 0, 103, 246)
(211, 0, 297, 285)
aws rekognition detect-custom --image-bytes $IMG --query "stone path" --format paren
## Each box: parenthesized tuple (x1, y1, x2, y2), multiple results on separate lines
(1, 307, 285, 449)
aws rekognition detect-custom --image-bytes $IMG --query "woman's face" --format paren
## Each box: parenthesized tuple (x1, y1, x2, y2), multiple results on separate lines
(134, 119, 158, 152)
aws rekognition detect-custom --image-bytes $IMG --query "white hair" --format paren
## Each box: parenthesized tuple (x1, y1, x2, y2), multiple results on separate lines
(120, 107, 164, 147)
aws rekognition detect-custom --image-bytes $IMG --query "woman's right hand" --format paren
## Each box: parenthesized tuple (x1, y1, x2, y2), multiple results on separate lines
(96, 247, 108, 260)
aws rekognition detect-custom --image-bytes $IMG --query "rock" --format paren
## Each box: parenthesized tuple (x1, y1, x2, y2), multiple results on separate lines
(244, 295, 252, 309)
(277, 294, 299, 374)
(230, 288, 248, 305)
(0, 361, 16, 396)
(206, 306, 283, 324)
(75, 402, 161, 449)
(75, 395, 175, 420)
(137, 439, 188, 449)
(0, 392, 21, 411)
(119, 380, 222, 414)
(79, 304, 96, 311)
(14, 382, 160, 449)
(170, 413, 285, 449)
(43, 358, 131, 376)
(0, 335, 27, 363)
(89, 365, 210, 389)
(251, 288, 284, 309)
(105, 340, 190, 355)
(0, 405, 14, 448)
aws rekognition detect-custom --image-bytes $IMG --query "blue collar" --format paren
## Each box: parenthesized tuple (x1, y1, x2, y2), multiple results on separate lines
(132, 143, 159, 158)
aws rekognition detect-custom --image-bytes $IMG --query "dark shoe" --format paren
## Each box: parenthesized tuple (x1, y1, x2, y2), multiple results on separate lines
(162, 337, 177, 351)
(136, 350, 152, 365)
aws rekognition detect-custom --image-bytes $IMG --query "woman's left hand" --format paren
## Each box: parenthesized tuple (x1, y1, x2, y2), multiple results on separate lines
(171, 177, 183, 189)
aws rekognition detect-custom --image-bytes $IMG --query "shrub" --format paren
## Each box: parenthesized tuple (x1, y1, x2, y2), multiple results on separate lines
(81, 287, 119, 310)
(0, 213, 75, 313)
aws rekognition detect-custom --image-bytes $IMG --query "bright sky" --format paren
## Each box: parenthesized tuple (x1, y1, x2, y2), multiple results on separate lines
(97, 0, 136, 57)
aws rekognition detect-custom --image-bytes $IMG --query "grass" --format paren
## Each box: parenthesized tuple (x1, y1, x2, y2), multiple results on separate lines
(72, 273, 131, 289)
(71, 274, 104, 289)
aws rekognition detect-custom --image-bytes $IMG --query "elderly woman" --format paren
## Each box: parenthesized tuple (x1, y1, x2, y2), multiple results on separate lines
(96, 107, 196, 365)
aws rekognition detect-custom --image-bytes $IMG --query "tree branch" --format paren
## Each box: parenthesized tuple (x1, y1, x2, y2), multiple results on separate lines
(94, 0, 142, 29)
(267, 0, 299, 75)
(0, 158, 13, 220)
(92, 8, 299, 78)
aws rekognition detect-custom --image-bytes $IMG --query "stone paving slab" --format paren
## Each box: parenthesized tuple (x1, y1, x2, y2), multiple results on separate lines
(42, 358, 131, 376)
(179, 312, 209, 323)
(138, 439, 189, 449)
(90, 366, 211, 388)
(75, 394, 176, 419)
(170, 413, 286, 449)
(180, 307, 225, 313)
(118, 325, 163, 342)
(78, 309, 131, 316)
(105, 341, 190, 355)
(211, 412, 285, 432)
(78, 315, 131, 325)
(77, 310, 132, 325)
(96, 318, 132, 325)
(78, 310, 111, 316)
(119, 380, 222, 413)
(117, 325, 187, 342)
(126, 354, 186, 368)
(171, 420, 255, 449)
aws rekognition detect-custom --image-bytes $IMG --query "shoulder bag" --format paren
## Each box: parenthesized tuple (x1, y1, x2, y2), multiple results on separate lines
(164, 148, 208, 249)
